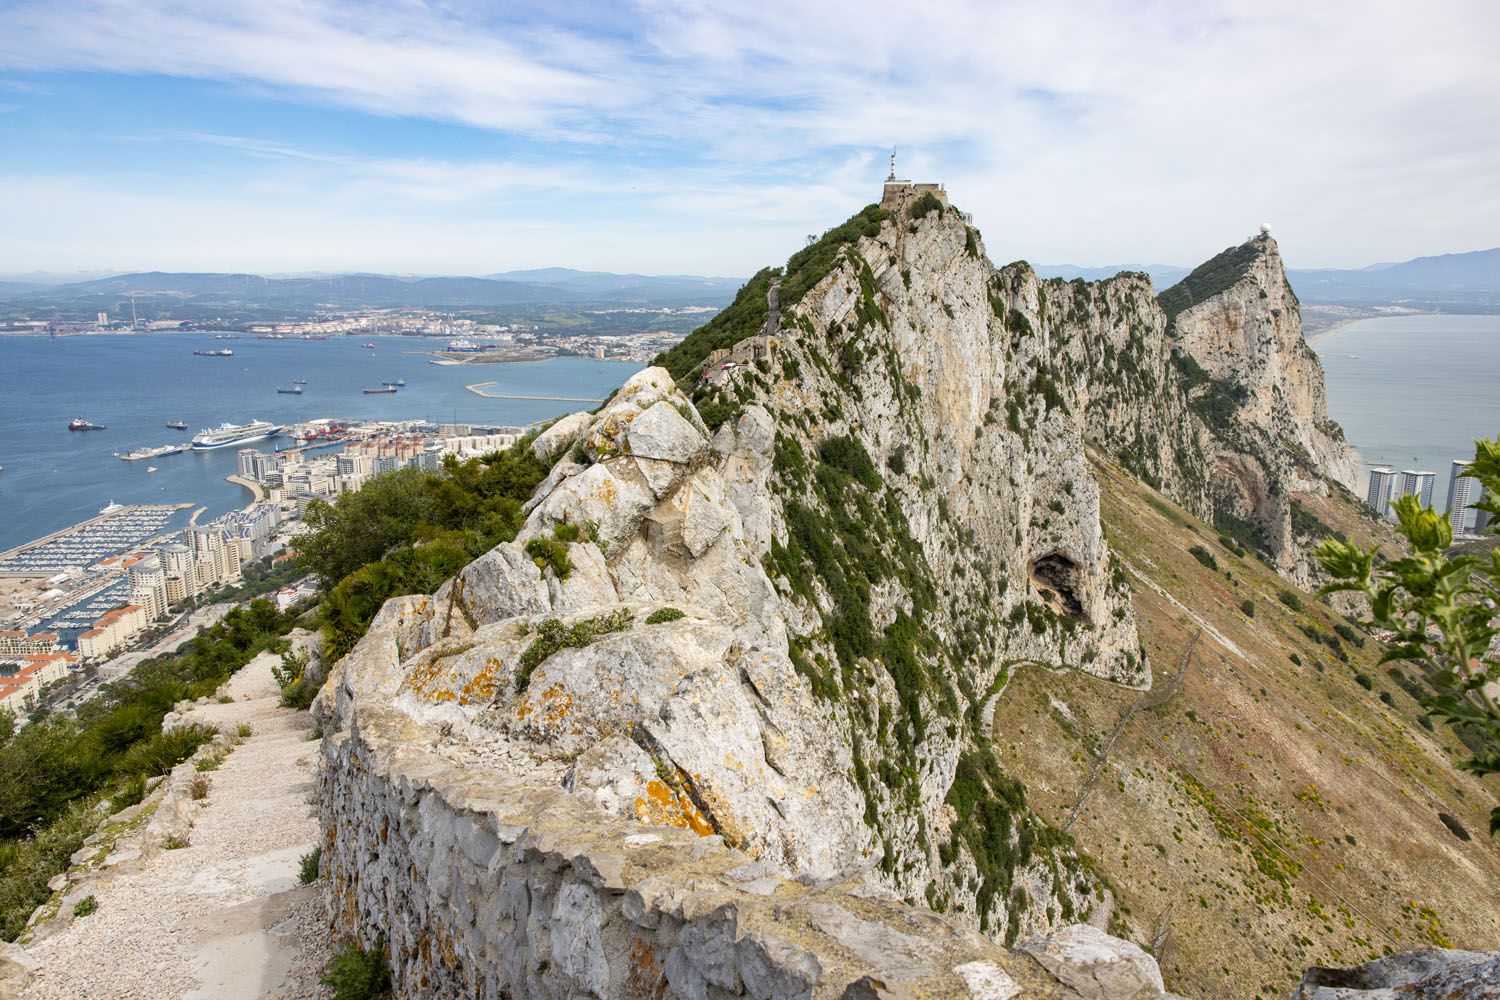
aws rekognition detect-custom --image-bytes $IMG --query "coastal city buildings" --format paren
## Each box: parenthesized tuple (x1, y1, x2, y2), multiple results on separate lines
(230, 421, 522, 512)
(1, 414, 536, 714)
(1396, 470, 1436, 511)
(0, 649, 79, 715)
(1365, 461, 1488, 538)
(77, 604, 147, 660)
(0, 629, 60, 656)
(1365, 467, 1397, 516)
(1447, 459, 1490, 537)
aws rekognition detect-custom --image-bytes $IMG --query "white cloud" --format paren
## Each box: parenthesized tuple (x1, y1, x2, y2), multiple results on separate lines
(1, 0, 1498, 270)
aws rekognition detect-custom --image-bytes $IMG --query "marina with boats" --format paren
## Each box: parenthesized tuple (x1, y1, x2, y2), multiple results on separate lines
(0, 502, 193, 577)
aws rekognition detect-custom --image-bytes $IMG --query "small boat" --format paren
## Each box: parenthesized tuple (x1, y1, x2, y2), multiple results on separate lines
(292, 378, 307, 384)
(360, 343, 376, 349)
(146, 466, 158, 473)
(166, 421, 188, 430)
(194, 348, 234, 357)
(69, 418, 106, 431)
(277, 385, 304, 394)
(382, 378, 406, 387)
(362, 386, 397, 394)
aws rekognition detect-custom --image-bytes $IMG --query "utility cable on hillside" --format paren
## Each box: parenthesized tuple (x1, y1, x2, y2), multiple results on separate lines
(1064, 631, 1199, 833)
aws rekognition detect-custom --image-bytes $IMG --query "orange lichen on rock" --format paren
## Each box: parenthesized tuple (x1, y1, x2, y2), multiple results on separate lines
(458, 657, 502, 704)
(626, 937, 664, 998)
(634, 778, 715, 837)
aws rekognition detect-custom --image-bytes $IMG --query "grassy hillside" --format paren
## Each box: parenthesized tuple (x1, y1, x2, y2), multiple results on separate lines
(990, 451, 1500, 998)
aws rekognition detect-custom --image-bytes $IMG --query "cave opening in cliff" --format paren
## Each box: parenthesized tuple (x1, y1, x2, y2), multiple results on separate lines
(1029, 552, 1087, 621)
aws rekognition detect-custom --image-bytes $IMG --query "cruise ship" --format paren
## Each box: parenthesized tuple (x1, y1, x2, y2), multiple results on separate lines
(191, 419, 282, 450)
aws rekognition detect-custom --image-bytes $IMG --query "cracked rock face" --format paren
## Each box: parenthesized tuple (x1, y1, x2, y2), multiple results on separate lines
(1291, 948, 1500, 999)
(323, 368, 870, 880)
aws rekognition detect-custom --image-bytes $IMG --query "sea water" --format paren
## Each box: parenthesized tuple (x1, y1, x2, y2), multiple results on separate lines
(0, 333, 641, 552)
(1314, 313, 1500, 510)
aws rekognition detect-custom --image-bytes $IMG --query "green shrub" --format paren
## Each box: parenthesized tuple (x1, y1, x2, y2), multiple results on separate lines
(515, 610, 634, 692)
(910, 191, 944, 218)
(1354, 673, 1374, 691)
(1332, 622, 1366, 648)
(1188, 545, 1218, 570)
(306, 441, 550, 661)
(1240, 599, 1255, 617)
(72, 895, 98, 918)
(235, 723, 253, 739)
(299, 846, 322, 885)
(1277, 590, 1305, 612)
(524, 522, 581, 581)
(1158, 240, 1263, 327)
(321, 938, 391, 1000)
(645, 607, 685, 625)
(118, 724, 218, 779)
(113, 773, 148, 811)
(818, 435, 881, 491)
(0, 600, 297, 941)
(163, 834, 189, 850)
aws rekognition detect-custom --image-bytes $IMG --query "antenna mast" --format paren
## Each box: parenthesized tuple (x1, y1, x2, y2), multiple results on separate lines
(887, 147, 897, 182)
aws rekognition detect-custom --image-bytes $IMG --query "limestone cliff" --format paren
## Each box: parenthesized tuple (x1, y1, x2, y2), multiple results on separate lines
(976, 230, 1362, 587)
(313, 187, 1373, 997)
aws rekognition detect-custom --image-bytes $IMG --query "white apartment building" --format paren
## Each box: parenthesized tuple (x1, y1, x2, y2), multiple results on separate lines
(1447, 459, 1487, 537)
(77, 603, 147, 661)
(1365, 467, 1397, 517)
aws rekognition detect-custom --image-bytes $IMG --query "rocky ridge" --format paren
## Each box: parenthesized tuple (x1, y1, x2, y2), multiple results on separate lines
(315, 187, 1384, 996)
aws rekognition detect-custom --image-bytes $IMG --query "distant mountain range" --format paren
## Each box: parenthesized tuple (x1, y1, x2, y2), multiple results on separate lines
(0, 268, 744, 317)
(3, 247, 1495, 320)
(1037, 246, 1500, 311)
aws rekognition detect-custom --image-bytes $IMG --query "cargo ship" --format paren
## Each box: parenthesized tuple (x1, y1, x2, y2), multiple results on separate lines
(166, 420, 188, 430)
(69, 418, 106, 431)
(382, 378, 406, 387)
(362, 386, 397, 394)
(277, 385, 304, 394)
(191, 419, 282, 450)
(193, 348, 234, 357)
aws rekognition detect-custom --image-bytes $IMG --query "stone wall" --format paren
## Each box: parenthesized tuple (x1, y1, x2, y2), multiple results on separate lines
(318, 700, 1166, 999)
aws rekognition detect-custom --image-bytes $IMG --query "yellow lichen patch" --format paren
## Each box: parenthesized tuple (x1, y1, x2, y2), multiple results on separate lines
(589, 476, 620, 509)
(512, 682, 576, 727)
(458, 658, 503, 705)
(634, 779, 715, 837)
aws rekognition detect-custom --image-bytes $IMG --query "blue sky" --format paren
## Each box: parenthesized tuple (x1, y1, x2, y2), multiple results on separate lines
(1, 0, 1497, 277)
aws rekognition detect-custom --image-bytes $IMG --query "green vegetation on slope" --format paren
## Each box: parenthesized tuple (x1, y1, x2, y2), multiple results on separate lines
(653, 204, 890, 383)
(1317, 436, 1500, 833)
(1158, 240, 1264, 327)
(993, 452, 1500, 996)
(299, 442, 552, 663)
(0, 599, 302, 940)
(653, 268, 776, 382)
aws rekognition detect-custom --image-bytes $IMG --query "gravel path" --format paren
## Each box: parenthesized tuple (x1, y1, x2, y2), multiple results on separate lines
(21, 651, 334, 1000)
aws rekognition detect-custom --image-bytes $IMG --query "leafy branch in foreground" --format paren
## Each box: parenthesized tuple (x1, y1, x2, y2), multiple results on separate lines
(1316, 437, 1500, 833)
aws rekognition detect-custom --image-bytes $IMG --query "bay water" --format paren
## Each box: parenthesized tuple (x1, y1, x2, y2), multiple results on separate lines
(0, 333, 641, 553)
(1314, 314, 1500, 510)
